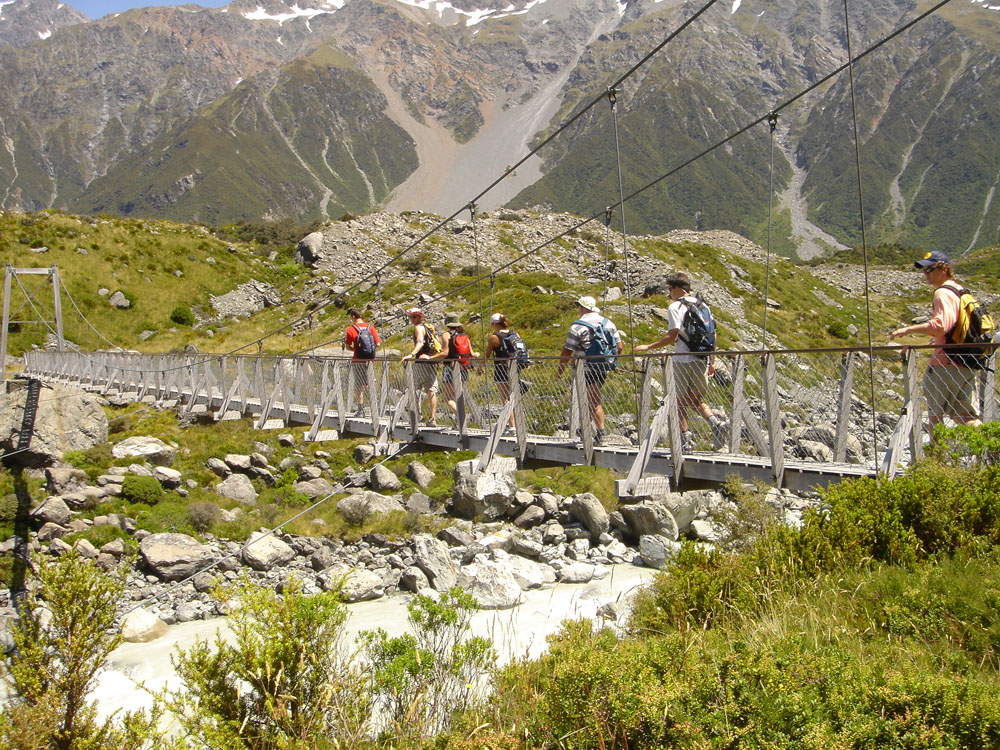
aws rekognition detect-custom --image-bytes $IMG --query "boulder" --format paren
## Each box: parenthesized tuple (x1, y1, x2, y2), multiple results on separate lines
(294, 231, 325, 266)
(0, 383, 107, 465)
(45, 467, 88, 495)
(338, 569, 385, 602)
(337, 491, 404, 524)
(108, 291, 130, 309)
(458, 555, 523, 609)
(139, 533, 214, 581)
(73, 539, 99, 559)
(120, 609, 168, 643)
(215, 474, 257, 504)
(513, 505, 545, 528)
(37, 522, 69, 541)
(618, 501, 680, 541)
(242, 531, 295, 571)
(412, 534, 457, 591)
(407, 461, 435, 489)
(293, 478, 334, 499)
(206, 457, 230, 477)
(638, 534, 681, 569)
(451, 457, 517, 520)
(112, 436, 175, 466)
(508, 555, 544, 589)
(399, 565, 431, 592)
(224, 454, 252, 472)
(30, 497, 72, 526)
(559, 561, 596, 584)
(569, 493, 610, 540)
(369, 464, 402, 492)
(154, 466, 182, 489)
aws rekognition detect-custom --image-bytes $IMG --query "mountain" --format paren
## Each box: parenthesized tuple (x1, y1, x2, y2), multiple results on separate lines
(0, 0, 998, 258)
(0, 0, 88, 48)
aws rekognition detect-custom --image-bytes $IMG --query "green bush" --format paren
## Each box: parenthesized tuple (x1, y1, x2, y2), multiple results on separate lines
(169, 304, 195, 326)
(826, 320, 849, 339)
(120, 475, 164, 505)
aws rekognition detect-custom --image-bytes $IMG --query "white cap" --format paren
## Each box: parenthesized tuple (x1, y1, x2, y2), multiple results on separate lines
(490, 313, 503, 324)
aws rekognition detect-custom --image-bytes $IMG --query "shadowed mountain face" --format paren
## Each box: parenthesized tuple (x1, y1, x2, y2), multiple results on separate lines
(0, 0, 998, 257)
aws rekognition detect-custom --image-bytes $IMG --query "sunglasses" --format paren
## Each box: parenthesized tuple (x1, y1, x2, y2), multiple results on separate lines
(922, 266, 936, 275)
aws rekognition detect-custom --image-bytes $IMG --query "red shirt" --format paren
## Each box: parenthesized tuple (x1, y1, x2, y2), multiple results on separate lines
(344, 322, 380, 361)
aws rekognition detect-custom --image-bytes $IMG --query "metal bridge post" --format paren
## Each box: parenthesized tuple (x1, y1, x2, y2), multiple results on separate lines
(983, 350, 998, 423)
(834, 351, 856, 462)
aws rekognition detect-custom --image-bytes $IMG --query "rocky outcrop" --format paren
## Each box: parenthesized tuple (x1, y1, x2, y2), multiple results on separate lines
(112, 436, 176, 466)
(210, 280, 281, 319)
(0, 382, 107, 465)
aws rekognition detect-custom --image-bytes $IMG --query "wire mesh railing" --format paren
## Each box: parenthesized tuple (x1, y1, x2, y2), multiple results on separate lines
(23, 344, 998, 486)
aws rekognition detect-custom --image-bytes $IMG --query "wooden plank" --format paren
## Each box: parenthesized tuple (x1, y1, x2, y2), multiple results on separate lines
(880, 405, 913, 477)
(574, 358, 593, 465)
(623, 401, 671, 496)
(510, 361, 527, 463)
(729, 355, 745, 454)
(663, 356, 684, 486)
(453, 362, 468, 441)
(834, 351, 856, 462)
(981, 350, 998, 423)
(333, 362, 347, 432)
(405, 361, 420, 434)
(905, 349, 923, 462)
(638, 357, 653, 441)
(477, 398, 516, 473)
(762, 353, 785, 487)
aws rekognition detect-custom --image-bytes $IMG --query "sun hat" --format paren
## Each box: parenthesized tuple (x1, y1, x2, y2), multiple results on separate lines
(444, 313, 462, 328)
(406, 307, 423, 316)
(577, 295, 600, 313)
(914, 250, 951, 269)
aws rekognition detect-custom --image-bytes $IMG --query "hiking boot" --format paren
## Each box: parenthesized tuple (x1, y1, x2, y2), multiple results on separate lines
(426, 418, 437, 427)
(710, 418, 728, 451)
(594, 428, 606, 446)
(681, 430, 694, 453)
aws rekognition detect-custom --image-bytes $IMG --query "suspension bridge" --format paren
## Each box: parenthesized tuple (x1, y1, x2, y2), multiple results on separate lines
(3, 0, 998, 496)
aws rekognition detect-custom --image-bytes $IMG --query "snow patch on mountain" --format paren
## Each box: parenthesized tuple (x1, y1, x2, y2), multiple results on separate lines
(393, 0, 550, 26)
(242, 1, 344, 24)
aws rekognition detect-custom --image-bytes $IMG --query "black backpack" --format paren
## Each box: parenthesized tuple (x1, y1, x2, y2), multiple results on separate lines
(352, 324, 377, 359)
(678, 296, 716, 353)
(498, 330, 531, 368)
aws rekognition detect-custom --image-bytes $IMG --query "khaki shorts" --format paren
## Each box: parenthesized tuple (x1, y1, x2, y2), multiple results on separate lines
(923, 364, 979, 421)
(675, 360, 709, 404)
(412, 362, 439, 394)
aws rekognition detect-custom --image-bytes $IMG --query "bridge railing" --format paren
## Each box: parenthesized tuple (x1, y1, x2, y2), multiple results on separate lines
(23, 345, 998, 487)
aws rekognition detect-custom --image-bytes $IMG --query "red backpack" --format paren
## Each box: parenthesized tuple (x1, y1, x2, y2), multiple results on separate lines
(451, 333, 473, 369)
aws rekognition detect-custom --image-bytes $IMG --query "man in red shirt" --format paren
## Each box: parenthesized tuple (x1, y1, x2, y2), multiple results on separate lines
(890, 251, 982, 431)
(344, 307, 380, 415)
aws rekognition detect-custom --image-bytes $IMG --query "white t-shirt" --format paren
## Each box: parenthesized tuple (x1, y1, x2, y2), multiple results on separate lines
(667, 295, 702, 364)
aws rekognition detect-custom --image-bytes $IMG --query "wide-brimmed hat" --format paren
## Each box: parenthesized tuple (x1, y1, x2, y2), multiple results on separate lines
(444, 313, 462, 328)
(914, 251, 951, 269)
(577, 295, 600, 313)
(406, 307, 423, 317)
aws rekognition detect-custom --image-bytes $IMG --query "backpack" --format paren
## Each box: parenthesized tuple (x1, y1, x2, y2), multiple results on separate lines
(678, 296, 716, 353)
(574, 318, 618, 372)
(351, 323, 377, 360)
(498, 330, 532, 368)
(419, 323, 443, 356)
(943, 285, 996, 370)
(450, 332, 473, 369)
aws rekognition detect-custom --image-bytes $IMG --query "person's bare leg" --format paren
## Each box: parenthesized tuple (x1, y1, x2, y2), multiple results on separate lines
(587, 384, 605, 430)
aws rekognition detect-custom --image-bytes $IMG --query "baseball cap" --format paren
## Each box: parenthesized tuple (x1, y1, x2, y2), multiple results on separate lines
(490, 313, 503, 324)
(406, 307, 423, 316)
(914, 251, 951, 269)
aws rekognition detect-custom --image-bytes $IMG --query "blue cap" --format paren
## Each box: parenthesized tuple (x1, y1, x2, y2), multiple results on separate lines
(914, 250, 951, 268)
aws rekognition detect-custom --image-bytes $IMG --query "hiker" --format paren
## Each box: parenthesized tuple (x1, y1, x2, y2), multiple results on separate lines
(482, 312, 530, 431)
(343, 307, 380, 414)
(634, 272, 726, 451)
(890, 251, 983, 430)
(557, 296, 622, 445)
(401, 307, 439, 426)
(426, 312, 478, 419)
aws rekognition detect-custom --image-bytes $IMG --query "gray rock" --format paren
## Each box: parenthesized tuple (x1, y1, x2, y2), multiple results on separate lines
(353, 444, 376, 464)
(569, 493, 610, 540)
(210, 280, 280, 318)
(513, 505, 545, 528)
(338, 569, 385, 602)
(406, 461, 435, 489)
(206, 457, 230, 477)
(369, 464, 402, 492)
(293, 478, 334, 499)
(559, 561, 596, 583)
(294, 231, 326, 266)
(438, 526, 475, 547)
(399, 565, 431, 592)
(566, 538, 590, 560)
(49, 538, 73, 555)
(108, 291, 131, 309)
(405, 492, 433, 514)
(30, 497, 72, 526)
(298, 465, 322, 481)
(140, 533, 214, 581)
(100, 538, 126, 557)
(120, 609, 168, 643)
(638, 534, 681, 569)
(224, 454, 252, 472)
(412, 534, 457, 591)
(509, 534, 544, 557)
(0, 383, 108, 465)
(310, 546, 337, 571)
(242, 531, 295, 571)
(154, 466, 182, 489)
(451, 458, 517, 520)
(112, 436, 175, 466)
(337, 491, 404, 524)
(215, 474, 257, 504)
(508, 555, 544, 589)
(174, 602, 204, 623)
(690, 519, 723, 542)
(45, 467, 88, 495)
(618, 501, 679, 541)
(37, 522, 69, 541)
(537, 492, 560, 517)
(458, 556, 523, 609)
(73, 539, 99, 559)
(277, 433, 295, 447)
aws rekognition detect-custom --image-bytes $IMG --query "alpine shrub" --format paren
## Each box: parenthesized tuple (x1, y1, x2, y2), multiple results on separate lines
(169, 304, 195, 326)
(120, 475, 164, 505)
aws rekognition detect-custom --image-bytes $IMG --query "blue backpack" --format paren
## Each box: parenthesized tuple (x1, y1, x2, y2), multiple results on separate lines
(352, 324, 377, 359)
(574, 318, 618, 372)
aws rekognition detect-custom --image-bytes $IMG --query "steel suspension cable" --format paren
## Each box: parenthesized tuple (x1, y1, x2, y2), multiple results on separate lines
(762, 113, 778, 348)
(607, 87, 641, 416)
(468, 203, 488, 351)
(842, 0, 881, 468)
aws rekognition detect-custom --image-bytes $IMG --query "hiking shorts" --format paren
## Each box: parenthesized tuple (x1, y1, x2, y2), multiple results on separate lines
(412, 362, 439, 394)
(583, 364, 610, 388)
(441, 361, 469, 386)
(675, 360, 709, 404)
(923, 364, 979, 421)
(351, 359, 374, 387)
(493, 359, 518, 385)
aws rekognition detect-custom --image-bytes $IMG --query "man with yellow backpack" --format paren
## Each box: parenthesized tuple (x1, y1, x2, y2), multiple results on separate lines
(890, 251, 995, 431)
